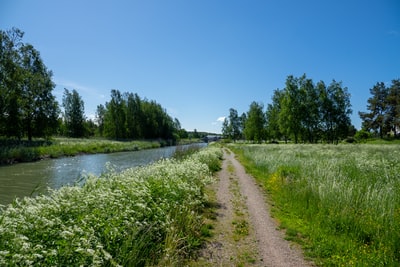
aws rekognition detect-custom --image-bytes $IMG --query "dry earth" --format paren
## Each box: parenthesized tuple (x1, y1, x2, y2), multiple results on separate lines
(195, 149, 313, 267)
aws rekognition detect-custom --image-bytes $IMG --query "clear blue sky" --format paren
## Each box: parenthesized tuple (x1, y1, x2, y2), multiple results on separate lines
(1, 0, 399, 133)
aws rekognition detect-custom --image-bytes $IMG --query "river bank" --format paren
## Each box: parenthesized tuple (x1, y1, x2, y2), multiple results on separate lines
(0, 143, 207, 205)
(0, 137, 203, 165)
(0, 146, 223, 266)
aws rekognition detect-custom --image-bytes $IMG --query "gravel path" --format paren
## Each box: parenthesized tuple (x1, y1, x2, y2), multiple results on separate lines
(198, 149, 313, 266)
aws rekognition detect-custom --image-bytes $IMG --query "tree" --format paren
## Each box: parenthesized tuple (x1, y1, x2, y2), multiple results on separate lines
(102, 90, 178, 141)
(320, 80, 352, 143)
(279, 75, 303, 143)
(244, 101, 266, 143)
(62, 88, 85, 137)
(0, 28, 59, 140)
(95, 104, 106, 137)
(266, 89, 284, 141)
(387, 79, 400, 137)
(222, 108, 242, 141)
(221, 118, 231, 139)
(192, 129, 200, 139)
(359, 82, 389, 138)
(104, 89, 126, 139)
(20, 44, 59, 140)
(229, 108, 241, 141)
(299, 76, 320, 143)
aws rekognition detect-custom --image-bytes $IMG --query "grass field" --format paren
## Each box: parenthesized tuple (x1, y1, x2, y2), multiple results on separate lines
(231, 143, 400, 266)
(0, 146, 222, 266)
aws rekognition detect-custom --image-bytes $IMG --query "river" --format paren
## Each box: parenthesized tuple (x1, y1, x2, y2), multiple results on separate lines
(0, 144, 206, 206)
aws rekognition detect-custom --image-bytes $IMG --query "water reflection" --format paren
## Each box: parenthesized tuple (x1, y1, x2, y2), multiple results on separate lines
(0, 144, 205, 205)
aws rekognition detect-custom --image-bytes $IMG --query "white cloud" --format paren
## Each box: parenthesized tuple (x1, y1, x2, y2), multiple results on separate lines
(54, 78, 104, 99)
(212, 116, 226, 125)
(217, 116, 226, 122)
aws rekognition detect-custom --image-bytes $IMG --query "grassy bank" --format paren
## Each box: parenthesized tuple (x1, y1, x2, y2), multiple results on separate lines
(231, 144, 400, 266)
(0, 146, 222, 266)
(0, 138, 169, 164)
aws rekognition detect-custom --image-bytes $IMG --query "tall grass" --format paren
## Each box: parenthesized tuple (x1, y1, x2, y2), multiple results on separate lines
(0, 147, 222, 266)
(232, 144, 400, 266)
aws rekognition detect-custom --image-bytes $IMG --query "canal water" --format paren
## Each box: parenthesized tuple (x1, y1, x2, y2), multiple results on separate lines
(0, 144, 206, 205)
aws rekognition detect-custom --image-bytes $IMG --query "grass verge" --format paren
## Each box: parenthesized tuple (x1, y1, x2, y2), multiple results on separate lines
(231, 143, 400, 266)
(0, 137, 166, 164)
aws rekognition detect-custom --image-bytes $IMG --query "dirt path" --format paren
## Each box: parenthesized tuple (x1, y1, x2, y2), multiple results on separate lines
(197, 149, 312, 266)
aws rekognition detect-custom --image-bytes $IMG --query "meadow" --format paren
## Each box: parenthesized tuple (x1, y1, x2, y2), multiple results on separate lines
(0, 146, 222, 266)
(232, 144, 400, 266)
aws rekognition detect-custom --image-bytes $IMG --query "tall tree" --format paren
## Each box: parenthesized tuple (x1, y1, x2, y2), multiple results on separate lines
(244, 101, 266, 143)
(95, 104, 106, 137)
(321, 80, 352, 143)
(387, 79, 400, 137)
(62, 89, 85, 137)
(266, 89, 284, 142)
(104, 89, 126, 139)
(125, 92, 142, 139)
(0, 28, 59, 140)
(359, 82, 389, 138)
(279, 75, 303, 143)
(221, 118, 231, 139)
(299, 76, 320, 143)
(239, 112, 247, 139)
(20, 44, 59, 140)
(228, 108, 241, 141)
(0, 28, 23, 137)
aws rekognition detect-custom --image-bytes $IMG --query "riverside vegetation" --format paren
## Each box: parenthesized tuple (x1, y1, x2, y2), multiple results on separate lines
(0, 138, 189, 164)
(232, 144, 400, 266)
(0, 146, 222, 266)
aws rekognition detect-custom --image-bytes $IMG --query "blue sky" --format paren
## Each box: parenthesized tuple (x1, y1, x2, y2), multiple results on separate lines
(1, 0, 399, 133)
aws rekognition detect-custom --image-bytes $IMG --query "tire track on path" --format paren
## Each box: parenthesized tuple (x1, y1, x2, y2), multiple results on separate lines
(223, 149, 312, 267)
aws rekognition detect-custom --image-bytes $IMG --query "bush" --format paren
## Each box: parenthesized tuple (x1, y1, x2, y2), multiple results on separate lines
(355, 129, 372, 142)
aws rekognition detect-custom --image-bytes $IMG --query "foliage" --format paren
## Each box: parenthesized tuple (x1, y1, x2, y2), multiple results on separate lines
(354, 129, 372, 142)
(232, 144, 400, 266)
(359, 79, 400, 138)
(62, 89, 86, 137)
(224, 74, 353, 144)
(0, 147, 222, 266)
(243, 101, 266, 143)
(266, 89, 284, 141)
(222, 108, 243, 141)
(0, 28, 59, 140)
(102, 90, 178, 141)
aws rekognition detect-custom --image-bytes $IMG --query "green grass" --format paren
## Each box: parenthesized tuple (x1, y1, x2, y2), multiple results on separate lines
(231, 143, 400, 266)
(0, 137, 164, 164)
(0, 147, 223, 266)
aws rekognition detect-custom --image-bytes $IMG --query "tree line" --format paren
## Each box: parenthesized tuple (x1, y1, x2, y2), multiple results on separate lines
(359, 79, 400, 138)
(94, 89, 180, 140)
(222, 74, 354, 144)
(0, 28, 182, 142)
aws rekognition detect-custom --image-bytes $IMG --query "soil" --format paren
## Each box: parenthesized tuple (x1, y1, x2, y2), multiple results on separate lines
(196, 149, 314, 266)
